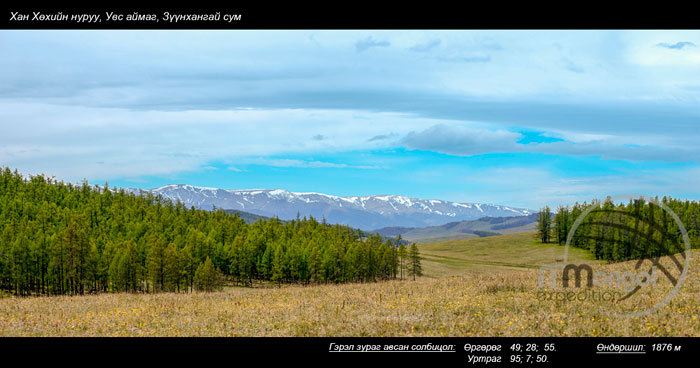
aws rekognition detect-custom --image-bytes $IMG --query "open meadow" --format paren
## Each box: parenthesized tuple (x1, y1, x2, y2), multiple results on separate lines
(1, 232, 698, 336)
(417, 231, 597, 276)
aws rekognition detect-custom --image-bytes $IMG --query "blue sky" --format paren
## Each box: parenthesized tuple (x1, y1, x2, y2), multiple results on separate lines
(1, 30, 700, 209)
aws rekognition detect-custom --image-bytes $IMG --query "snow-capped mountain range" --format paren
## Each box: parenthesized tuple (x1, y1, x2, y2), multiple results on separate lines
(129, 184, 533, 230)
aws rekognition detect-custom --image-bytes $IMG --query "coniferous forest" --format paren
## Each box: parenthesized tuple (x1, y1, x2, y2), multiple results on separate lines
(0, 167, 420, 296)
(537, 197, 700, 262)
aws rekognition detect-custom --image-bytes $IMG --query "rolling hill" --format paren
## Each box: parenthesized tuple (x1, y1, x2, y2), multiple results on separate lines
(372, 213, 538, 243)
(416, 231, 598, 277)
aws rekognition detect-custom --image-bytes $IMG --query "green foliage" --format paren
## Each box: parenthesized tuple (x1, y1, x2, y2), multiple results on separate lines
(397, 244, 408, 280)
(0, 167, 420, 296)
(408, 243, 422, 280)
(194, 257, 221, 292)
(553, 205, 570, 245)
(550, 197, 699, 263)
(536, 206, 553, 243)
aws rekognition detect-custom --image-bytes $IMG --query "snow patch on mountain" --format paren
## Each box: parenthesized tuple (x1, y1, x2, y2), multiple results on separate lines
(129, 185, 533, 230)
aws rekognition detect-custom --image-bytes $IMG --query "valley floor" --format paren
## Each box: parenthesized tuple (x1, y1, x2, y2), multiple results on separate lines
(1, 232, 698, 337)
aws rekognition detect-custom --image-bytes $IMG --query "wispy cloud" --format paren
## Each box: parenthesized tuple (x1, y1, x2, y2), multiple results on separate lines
(0, 102, 424, 181)
(459, 166, 700, 209)
(436, 55, 491, 63)
(368, 133, 398, 142)
(355, 36, 390, 52)
(2, 30, 700, 204)
(409, 39, 441, 52)
(656, 41, 696, 50)
(245, 158, 379, 169)
(401, 124, 700, 162)
(402, 124, 520, 156)
(563, 58, 585, 73)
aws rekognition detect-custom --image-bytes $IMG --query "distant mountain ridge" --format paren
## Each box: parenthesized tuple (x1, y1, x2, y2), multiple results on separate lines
(371, 213, 538, 243)
(222, 209, 269, 224)
(129, 184, 533, 230)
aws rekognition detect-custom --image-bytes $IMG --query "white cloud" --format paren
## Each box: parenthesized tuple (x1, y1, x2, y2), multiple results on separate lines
(402, 124, 521, 155)
(2, 30, 700, 194)
(0, 102, 429, 180)
(401, 124, 700, 162)
(446, 166, 700, 209)
(242, 158, 378, 169)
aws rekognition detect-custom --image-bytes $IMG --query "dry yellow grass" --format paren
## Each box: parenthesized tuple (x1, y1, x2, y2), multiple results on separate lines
(1, 232, 698, 336)
(1, 254, 698, 336)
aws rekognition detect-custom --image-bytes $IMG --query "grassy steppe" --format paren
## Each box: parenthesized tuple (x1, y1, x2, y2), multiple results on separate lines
(418, 231, 597, 276)
(1, 232, 698, 336)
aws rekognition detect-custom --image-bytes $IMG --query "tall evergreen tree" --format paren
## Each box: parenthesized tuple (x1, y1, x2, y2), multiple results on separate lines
(408, 243, 422, 281)
(398, 244, 408, 280)
(537, 206, 553, 243)
(146, 236, 168, 292)
(553, 205, 570, 245)
(194, 257, 221, 292)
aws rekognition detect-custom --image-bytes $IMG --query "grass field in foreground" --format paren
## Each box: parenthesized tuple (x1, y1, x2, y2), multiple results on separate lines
(1, 232, 698, 336)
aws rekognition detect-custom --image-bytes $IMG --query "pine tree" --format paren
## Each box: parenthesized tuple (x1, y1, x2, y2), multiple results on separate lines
(86, 240, 101, 293)
(8, 166, 626, 295)
(408, 243, 422, 281)
(398, 244, 408, 280)
(163, 243, 181, 292)
(308, 247, 321, 284)
(553, 205, 570, 245)
(271, 245, 285, 286)
(146, 236, 167, 292)
(537, 206, 553, 243)
(63, 217, 90, 295)
(194, 257, 221, 292)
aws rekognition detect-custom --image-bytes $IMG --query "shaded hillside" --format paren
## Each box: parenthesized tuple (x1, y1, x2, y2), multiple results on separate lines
(372, 213, 537, 243)
(369, 226, 416, 237)
(223, 209, 269, 224)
